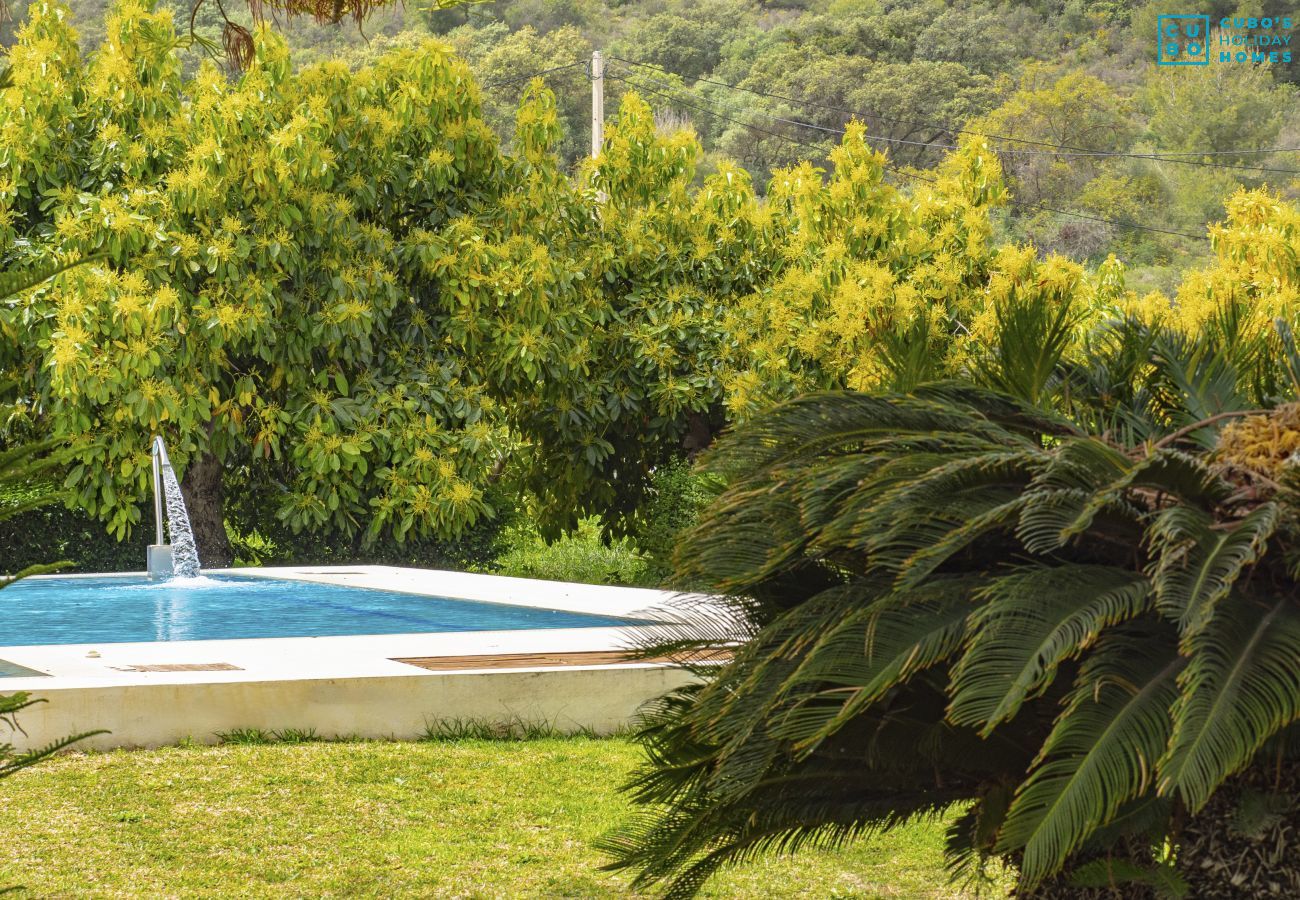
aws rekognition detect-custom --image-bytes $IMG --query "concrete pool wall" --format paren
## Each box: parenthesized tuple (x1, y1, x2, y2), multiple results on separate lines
(0, 566, 710, 751)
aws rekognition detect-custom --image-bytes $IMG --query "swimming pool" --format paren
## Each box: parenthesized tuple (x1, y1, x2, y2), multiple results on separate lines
(0, 574, 644, 647)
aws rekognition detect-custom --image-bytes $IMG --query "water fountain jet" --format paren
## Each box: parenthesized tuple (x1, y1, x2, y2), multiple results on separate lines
(148, 436, 202, 580)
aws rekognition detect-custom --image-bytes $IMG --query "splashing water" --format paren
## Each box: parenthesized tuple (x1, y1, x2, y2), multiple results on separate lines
(154, 438, 202, 579)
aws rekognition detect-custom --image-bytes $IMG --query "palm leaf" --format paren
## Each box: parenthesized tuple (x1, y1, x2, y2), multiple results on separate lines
(0, 729, 103, 779)
(1157, 594, 1300, 812)
(772, 576, 980, 751)
(1066, 314, 1165, 446)
(1147, 306, 1263, 446)
(855, 449, 1041, 582)
(875, 312, 942, 393)
(1067, 857, 1188, 898)
(973, 292, 1079, 407)
(948, 565, 1152, 734)
(1146, 503, 1279, 640)
(0, 256, 97, 303)
(1050, 447, 1230, 544)
(996, 632, 1183, 886)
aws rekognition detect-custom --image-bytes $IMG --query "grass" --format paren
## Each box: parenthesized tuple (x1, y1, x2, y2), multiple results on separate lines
(0, 736, 1000, 898)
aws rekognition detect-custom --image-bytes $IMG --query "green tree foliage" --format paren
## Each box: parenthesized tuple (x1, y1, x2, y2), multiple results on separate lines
(411, 89, 765, 535)
(4, 0, 1298, 567)
(445, 22, 592, 165)
(1142, 65, 1289, 163)
(970, 66, 1135, 212)
(718, 127, 1008, 415)
(610, 4, 737, 83)
(23, 0, 1300, 278)
(445, 0, 1296, 275)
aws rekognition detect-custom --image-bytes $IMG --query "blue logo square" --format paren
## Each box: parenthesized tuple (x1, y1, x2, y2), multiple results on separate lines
(1157, 15, 1211, 65)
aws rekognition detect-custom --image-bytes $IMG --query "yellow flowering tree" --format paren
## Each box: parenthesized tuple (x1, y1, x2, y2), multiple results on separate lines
(1, 2, 776, 559)
(409, 92, 779, 537)
(1169, 189, 1300, 331)
(3, 1, 506, 563)
(718, 126, 1011, 415)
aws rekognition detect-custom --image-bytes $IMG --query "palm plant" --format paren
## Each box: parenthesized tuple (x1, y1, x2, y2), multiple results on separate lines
(602, 296, 1300, 897)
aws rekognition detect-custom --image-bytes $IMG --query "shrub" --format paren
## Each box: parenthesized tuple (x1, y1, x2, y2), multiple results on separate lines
(223, 472, 518, 572)
(488, 517, 649, 586)
(629, 458, 721, 584)
(0, 484, 144, 575)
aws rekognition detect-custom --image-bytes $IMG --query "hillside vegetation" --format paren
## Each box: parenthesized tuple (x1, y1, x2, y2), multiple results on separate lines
(16, 0, 1300, 292)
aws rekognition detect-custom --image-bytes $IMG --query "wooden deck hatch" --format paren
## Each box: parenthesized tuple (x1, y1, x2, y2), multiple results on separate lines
(110, 663, 244, 673)
(394, 649, 729, 672)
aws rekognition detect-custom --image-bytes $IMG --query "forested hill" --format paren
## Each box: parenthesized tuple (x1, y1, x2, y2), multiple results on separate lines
(13, 0, 1300, 288)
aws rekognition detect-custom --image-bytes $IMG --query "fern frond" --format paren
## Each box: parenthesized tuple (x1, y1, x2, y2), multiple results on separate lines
(0, 255, 96, 303)
(0, 729, 106, 779)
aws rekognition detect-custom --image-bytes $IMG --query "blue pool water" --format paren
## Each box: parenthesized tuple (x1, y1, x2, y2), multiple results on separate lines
(0, 575, 642, 647)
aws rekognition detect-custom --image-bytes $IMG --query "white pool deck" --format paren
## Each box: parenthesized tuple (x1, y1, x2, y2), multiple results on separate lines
(0, 566, 714, 751)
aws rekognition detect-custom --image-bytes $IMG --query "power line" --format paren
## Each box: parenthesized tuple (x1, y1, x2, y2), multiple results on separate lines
(996, 144, 1300, 162)
(605, 69, 1208, 242)
(481, 61, 587, 90)
(1088, 146, 1300, 158)
(604, 72, 846, 159)
(608, 56, 1300, 176)
(612, 58, 1300, 176)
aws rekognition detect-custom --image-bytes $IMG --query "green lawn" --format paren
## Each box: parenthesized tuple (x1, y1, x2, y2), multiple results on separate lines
(0, 736, 997, 898)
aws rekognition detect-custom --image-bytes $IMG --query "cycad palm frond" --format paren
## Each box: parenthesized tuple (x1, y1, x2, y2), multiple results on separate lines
(995, 631, 1184, 886)
(1147, 305, 1270, 444)
(0, 256, 91, 304)
(1147, 503, 1281, 638)
(1066, 314, 1164, 445)
(1158, 594, 1300, 812)
(772, 575, 981, 751)
(948, 565, 1152, 734)
(973, 293, 1079, 407)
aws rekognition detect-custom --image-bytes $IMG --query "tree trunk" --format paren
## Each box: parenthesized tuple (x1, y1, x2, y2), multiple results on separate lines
(181, 449, 232, 568)
(682, 411, 713, 456)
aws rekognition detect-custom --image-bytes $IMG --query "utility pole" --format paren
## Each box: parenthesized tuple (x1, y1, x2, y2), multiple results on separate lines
(590, 50, 604, 158)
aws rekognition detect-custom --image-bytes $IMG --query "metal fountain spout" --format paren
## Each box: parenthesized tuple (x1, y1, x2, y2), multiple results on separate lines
(148, 436, 203, 580)
(148, 436, 172, 578)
